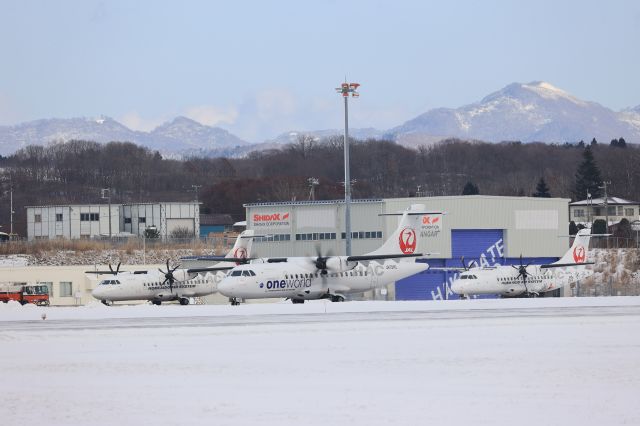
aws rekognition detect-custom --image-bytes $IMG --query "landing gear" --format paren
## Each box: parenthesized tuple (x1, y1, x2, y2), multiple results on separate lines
(330, 295, 345, 303)
(230, 298, 241, 306)
(101, 300, 113, 306)
(179, 297, 190, 305)
(152, 300, 162, 306)
(291, 298, 305, 304)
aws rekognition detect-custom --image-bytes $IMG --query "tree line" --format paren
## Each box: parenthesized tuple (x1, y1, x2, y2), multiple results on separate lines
(1, 137, 639, 237)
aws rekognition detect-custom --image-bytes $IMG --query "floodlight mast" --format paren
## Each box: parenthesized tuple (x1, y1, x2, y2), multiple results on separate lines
(335, 82, 360, 256)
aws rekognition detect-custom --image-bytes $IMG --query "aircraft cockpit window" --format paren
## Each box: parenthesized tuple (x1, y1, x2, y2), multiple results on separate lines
(249, 270, 256, 276)
(470, 275, 477, 279)
(231, 270, 243, 277)
(241, 270, 251, 277)
(460, 275, 468, 279)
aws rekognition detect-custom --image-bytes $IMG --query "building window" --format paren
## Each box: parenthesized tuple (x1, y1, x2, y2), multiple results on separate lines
(617, 206, 623, 215)
(624, 208, 635, 216)
(124, 217, 132, 224)
(91, 213, 99, 221)
(60, 282, 73, 297)
(35, 214, 42, 223)
(593, 207, 602, 216)
(56, 213, 63, 222)
(81, 213, 89, 221)
(607, 206, 616, 216)
(574, 209, 585, 218)
(139, 217, 146, 223)
(256, 234, 291, 242)
(341, 231, 382, 239)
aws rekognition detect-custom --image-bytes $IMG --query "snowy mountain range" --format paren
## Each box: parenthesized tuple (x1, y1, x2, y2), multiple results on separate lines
(0, 116, 248, 156)
(1, 81, 638, 156)
(388, 81, 640, 146)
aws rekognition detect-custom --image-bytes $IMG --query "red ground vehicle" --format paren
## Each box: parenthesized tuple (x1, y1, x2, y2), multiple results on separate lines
(0, 283, 50, 306)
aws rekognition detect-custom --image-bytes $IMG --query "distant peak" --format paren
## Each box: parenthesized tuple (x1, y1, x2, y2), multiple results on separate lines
(522, 81, 574, 98)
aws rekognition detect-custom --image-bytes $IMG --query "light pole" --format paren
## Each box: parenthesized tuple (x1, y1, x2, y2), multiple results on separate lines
(335, 81, 360, 256)
(191, 185, 202, 202)
(101, 188, 111, 238)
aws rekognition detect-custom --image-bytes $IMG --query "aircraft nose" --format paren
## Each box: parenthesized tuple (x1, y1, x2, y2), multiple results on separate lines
(451, 280, 464, 295)
(91, 286, 105, 299)
(217, 279, 232, 296)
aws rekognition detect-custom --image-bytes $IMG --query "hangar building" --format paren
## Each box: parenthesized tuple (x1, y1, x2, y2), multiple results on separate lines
(26, 202, 200, 240)
(244, 195, 571, 300)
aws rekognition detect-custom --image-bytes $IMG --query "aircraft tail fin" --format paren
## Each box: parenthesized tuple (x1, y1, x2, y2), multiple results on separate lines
(225, 230, 254, 260)
(365, 204, 440, 257)
(555, 228, 591, 265)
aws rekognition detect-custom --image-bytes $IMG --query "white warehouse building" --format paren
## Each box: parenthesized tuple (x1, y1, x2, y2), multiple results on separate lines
(26, 202, 200, 240)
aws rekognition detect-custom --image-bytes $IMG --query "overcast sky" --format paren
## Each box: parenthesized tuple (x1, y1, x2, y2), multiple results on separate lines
(1, 0, 639, 142)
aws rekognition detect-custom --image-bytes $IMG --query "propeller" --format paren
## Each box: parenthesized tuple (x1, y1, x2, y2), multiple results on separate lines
(158, 259, 181, 293)
(108, 262, 122, 275)
(511, 255, 531, 294)
(461, 256, 469, 271)
(312, 246, 332, 275)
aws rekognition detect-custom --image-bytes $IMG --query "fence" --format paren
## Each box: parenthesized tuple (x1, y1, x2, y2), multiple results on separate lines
(0, 235, 236, 255)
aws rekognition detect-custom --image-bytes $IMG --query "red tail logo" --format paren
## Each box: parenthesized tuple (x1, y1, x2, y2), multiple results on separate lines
(399, 228, 417, 254)
(573, 245, 586, 263)
(234, 247, 248, 265)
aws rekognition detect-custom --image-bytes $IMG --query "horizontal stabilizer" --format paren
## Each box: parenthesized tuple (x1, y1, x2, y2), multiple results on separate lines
(378, 212, 444, 216)
(347, 253, 423, 262)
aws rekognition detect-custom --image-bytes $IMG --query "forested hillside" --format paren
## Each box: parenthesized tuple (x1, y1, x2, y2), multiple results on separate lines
(1, 138, 639, 236)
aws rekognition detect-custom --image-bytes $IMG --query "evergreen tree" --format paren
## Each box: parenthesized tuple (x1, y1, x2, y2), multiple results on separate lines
(592, 219, 607, 235)
(618, 137, 626, 148)
(532, 177, 551, 197)
(462, 181, 479, 195)
(569, 221, 578, 235)
(590, 138, 598, 146)
(577, 140, 585, 147)
(573, 147, 603, 200)
(610, 138, 619, 147)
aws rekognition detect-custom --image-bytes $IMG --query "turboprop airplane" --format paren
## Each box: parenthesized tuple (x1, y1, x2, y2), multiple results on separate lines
(87, 230, 254, 305)
(217, 204, 434, 305)
(450, 228, 595, 298)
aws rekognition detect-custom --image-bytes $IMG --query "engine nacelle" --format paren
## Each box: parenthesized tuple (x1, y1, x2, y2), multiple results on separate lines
(325, 257, 356, 273)
(171, 270, 193, 282)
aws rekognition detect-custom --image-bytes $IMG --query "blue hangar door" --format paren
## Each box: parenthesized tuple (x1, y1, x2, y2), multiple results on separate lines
(395, 229, 504, 300)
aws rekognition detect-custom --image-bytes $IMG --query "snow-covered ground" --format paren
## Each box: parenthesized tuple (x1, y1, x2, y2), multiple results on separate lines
(1, 297, 639, 426)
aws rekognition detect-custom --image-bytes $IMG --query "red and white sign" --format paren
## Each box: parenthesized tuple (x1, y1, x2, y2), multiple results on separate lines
(420, 214, 442, 238)
(573, 245, 586, 263)
(252, 212, 291, 229)
(399, 228, 417, 254)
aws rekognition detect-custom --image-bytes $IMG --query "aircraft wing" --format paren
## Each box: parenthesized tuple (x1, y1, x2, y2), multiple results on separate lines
(186, 266, 235, 273)
(186, 256, 253, 263)
(428, 267, 467, 271)
(346, 253, 424, 262)
(540, 262, 595, 269)
(84, 270, 148, 275)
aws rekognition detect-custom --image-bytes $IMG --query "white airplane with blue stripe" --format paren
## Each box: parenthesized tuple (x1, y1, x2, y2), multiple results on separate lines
(217, 204, 435, 305)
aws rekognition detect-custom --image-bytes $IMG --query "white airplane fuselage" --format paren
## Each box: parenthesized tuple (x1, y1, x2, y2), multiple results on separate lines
(451, 265, 593, 297)
(218, 259, 428, 300)
(91, 270, 223, 303)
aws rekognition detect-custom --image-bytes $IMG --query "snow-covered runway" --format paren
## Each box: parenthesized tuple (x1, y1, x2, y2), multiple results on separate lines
(1, 297, 639, 426)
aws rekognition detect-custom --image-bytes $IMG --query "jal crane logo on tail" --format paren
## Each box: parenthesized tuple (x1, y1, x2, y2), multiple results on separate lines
(234, 247, 248, 265)
(399, 228, 417, 254)
(573, 245, 586, 263)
